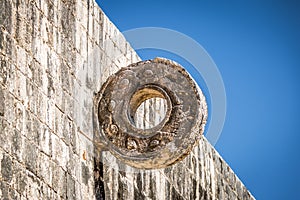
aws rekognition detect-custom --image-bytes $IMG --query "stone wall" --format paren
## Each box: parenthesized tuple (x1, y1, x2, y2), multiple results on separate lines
(101, 136, 255, 200)
(0, 0, 138, 199)
(0, 0, 254, 199)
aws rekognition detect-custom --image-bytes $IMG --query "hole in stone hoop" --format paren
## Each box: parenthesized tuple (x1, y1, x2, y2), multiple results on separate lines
(128, 86, 169, 130)
(134, 97, 167, 129)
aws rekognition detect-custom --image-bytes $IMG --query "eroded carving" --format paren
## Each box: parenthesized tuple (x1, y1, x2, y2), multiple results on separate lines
(96, 58, 208, 169)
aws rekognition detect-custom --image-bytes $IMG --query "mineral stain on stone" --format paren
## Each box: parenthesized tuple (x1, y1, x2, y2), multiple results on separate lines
(172, 187, 185, 200)
(82, 162, 91, 185)
(117, 175, 124, 199)
(1, 154, 12, 182)
(0, 0, 12, 32)
(0, 181, 9, 199)
(94, 157, 105, 200)
(0, 87, 4, 116)
(133, 173, 146, 200)
(0, 28, 3, 51)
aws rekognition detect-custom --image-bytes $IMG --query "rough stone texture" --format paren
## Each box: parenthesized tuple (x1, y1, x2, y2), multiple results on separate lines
(101, 137, 255, 200)
(0, 0, 254, 199)
(0, 0, 138, 199)
(96, 58, 208, 169)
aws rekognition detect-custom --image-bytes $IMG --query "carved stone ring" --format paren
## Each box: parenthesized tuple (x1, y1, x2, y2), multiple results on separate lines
(96, 58, 207, 169)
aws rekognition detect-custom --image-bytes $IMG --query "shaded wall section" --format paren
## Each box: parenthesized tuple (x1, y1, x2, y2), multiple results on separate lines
(0, 0, 254, 199)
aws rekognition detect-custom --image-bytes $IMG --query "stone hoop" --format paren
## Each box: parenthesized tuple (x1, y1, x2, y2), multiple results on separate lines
(95, 58, 208, 169)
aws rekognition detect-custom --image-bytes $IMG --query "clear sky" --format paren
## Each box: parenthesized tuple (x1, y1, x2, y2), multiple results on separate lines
(96, 0, 300, 199)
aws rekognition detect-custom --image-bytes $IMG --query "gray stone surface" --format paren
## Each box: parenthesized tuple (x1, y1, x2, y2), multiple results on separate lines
(96, 58, 208, 169)
(0, 0, 254, 199)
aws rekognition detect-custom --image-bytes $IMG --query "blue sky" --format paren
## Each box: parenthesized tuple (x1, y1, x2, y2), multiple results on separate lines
(97, 1, 300, 199)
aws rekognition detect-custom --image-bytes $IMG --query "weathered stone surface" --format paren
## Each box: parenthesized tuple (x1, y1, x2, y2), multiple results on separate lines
(0, 0, 254, 199)
(0, 87, 4, 116)
(96, 58, 207, 169)
(1, 154, 13, 183)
